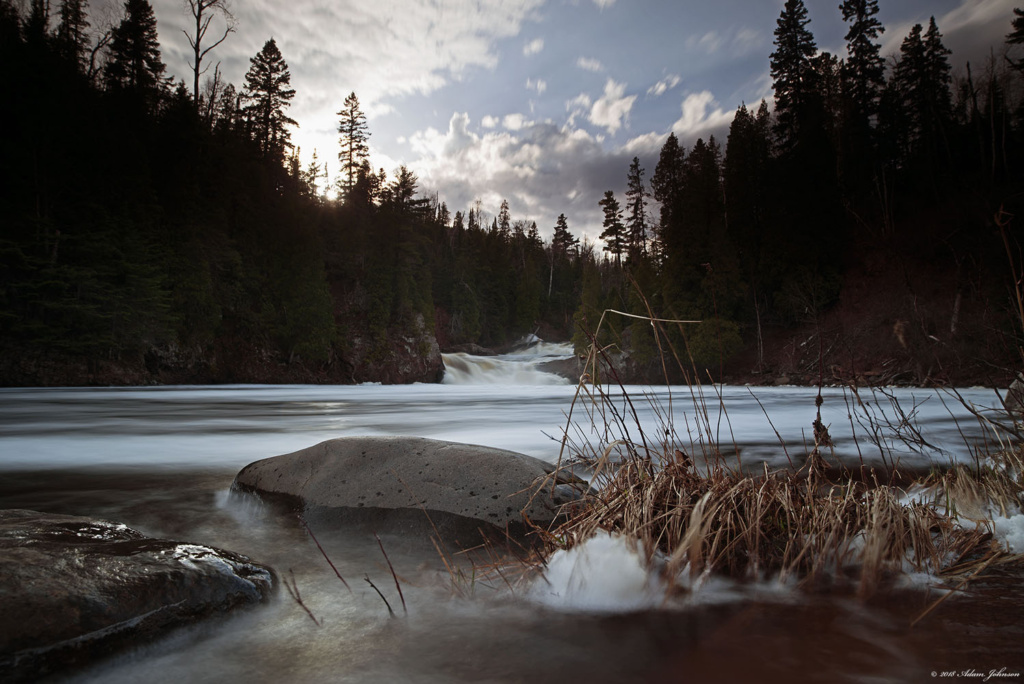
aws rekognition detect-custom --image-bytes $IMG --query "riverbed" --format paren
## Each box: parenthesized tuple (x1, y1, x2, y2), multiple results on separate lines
(1, 345, 1021, 682)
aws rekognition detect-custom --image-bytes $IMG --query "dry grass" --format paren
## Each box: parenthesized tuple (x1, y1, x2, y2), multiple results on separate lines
(532, 292, 1024, 601)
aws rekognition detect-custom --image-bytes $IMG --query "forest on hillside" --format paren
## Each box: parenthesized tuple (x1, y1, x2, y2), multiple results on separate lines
(2, 0, 1024, 386)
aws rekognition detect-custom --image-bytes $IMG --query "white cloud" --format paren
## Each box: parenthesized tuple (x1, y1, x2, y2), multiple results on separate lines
(565, 93, 592, 127)
(671, 91, 734, 140)
(481, 115, 499, 129)
(686, 30, 722, 54)
(523, 38, 544, 56)
(592, 0, 616, 8)
(733, 28, 762, 51)
(576, 56, 604, 72)
(407, 113, 639, 241)
(590, 79, 636, 135)
(526, 78, 547, 95)
(880, 0, 1017, 66)
(503, 113, 527, 130)
(647, 74, 681, 97)
(151, 0, 547, 174)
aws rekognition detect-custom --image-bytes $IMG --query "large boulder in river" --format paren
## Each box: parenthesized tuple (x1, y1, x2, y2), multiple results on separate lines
(232, 436, 590, 545)
(0, 510, 274, 683)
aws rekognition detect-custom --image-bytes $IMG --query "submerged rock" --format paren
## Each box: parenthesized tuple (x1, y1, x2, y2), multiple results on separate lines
(0, 509, 274, 683)
(232, 436, 590, 545)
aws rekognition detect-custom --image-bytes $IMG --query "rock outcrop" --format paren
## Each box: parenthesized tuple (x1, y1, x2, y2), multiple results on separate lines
(232, 436, 590, 545)
(0, 510, 274, 682)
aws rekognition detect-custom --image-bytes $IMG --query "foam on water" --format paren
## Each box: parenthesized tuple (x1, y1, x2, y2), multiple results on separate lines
(441, 338, 575, 385)
(527, 532, 666, 612)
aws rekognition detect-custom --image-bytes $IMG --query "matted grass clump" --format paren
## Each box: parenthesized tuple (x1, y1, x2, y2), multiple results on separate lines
(529, 306, 1024, 601)
(539, 447, 1023, 599)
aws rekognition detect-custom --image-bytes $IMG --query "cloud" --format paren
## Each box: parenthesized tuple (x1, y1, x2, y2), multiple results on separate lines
(590, 79, 636, 135)
(671, 91, 734, 140)
(647, 74, 681, 97)
(408, 113, 640, 241)
(879, 0, 1017, 65)
(686, 30, 722, 54)
(481, 115, 499, 129)
(523, 38, 544, 56)
(150, 0, 546, 172)
(503, 113, 528, 130)
(576, 56, 604, 72)
(526, 78, 547, 95)
(592, 0, 616, 8)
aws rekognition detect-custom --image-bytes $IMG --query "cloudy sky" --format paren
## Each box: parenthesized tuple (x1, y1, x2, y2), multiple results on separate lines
(133, 0, 1019, 238)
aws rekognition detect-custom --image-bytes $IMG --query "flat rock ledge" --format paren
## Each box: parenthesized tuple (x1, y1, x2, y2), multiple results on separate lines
(232, 436, 591, 545)
(0, 510, 274, 683)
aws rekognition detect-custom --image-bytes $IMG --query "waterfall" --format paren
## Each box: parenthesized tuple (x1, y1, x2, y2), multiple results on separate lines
(441, 339, 575, 385)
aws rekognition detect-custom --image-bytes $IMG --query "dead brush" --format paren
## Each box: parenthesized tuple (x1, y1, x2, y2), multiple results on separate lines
(537, 291, 1024, 602)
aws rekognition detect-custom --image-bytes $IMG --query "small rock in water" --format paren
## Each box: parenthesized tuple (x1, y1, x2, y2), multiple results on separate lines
(0, 509, 274, 683)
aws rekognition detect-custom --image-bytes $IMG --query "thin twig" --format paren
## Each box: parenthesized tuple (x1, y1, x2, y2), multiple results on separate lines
(282, 569, 322, 627)
(374, 531, 407, 615)
(364, 575, 396, 618)
(299, 516, 351, 592)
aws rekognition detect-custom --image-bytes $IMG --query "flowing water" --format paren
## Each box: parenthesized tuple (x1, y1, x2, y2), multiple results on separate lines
(1, 342, 1022, 682)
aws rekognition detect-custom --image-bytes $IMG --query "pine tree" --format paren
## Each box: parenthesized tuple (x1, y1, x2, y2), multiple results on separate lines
(624, 156, 648, 262)
(387, 165, 418, 213)
(105, 0, 166, 96)
(26, 0, 49, 42)
(890, 18, 952, 167)
(241, 38, 297, 159)
(770, 0, 817, 152)
(551, 213, 578, 259)
(598, 190, 625, 267)
(496, 199, 511, 239)
(923, 17, 953, 121)
(840, 0, 885, 126)
(337, 91, 369, 201)
(55, 0, 90, 68)
(1009, 8, 1024, 71)
(651, 133, 686, 269)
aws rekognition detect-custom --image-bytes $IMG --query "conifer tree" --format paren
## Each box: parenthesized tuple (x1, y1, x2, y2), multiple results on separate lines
(26, 0, 49, 42)
(770, 0, 817, 151)
(840, 0, 885, 125)
(551, 213, 578, 259)
(241, 38, 297, 159)
(497, 199, 511, 239)
(624, 156, 648, 262)
(387, 165, 418, 213)
(890, 18, 952, 166)
(105, 0, 166, 96)
(1009, 8, 1024, 71)
(337, 91, 369, 201)
(598, 190, 625, 267)
(55, 0, 90, 68)
(651, 133, 686, 269)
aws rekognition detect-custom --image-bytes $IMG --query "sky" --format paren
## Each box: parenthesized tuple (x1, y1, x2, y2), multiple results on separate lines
(120, 0, 1021, 239)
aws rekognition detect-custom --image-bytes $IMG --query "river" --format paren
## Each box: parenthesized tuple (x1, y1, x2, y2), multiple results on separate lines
(1, 343, 1020, 682)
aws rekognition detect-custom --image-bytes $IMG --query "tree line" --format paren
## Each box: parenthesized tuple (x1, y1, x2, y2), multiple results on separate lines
(577, 0, 1024, 380)
(1, 0, 1023, 384)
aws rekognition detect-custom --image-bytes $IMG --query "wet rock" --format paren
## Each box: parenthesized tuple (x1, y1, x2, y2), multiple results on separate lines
(232, 436, 591, 545)
(444, 343, 496, 356)
(1006, 374, 1024, 415)
(0, 510, 274, 683)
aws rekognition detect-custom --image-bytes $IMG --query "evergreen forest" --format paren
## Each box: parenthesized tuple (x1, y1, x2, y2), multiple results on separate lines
(3, 0, 1024, 386)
